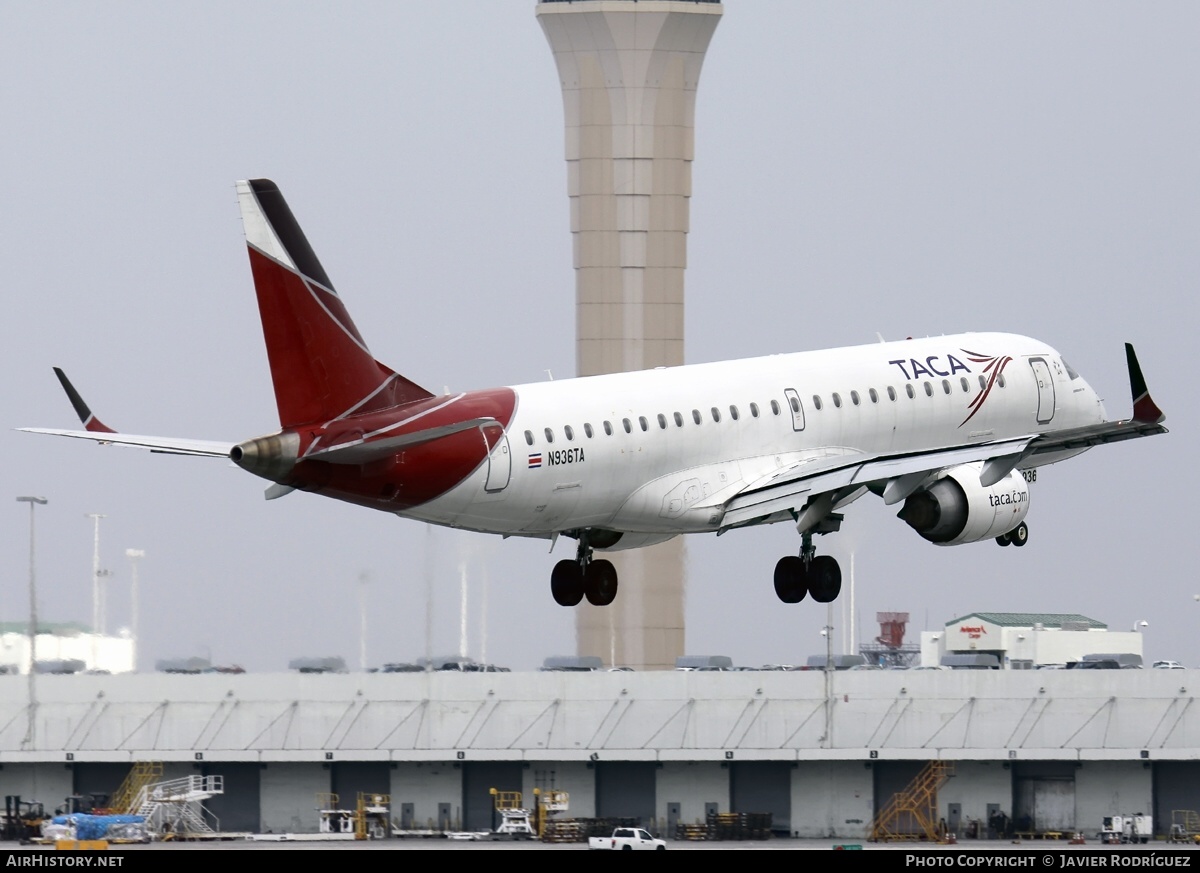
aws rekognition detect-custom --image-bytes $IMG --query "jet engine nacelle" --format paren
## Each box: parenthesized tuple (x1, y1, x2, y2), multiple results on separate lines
(898, 463, 1030, 546)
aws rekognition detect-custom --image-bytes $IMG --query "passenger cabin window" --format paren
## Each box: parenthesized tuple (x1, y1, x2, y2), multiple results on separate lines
(906, 385, 915, 399)
(978, 375, 987, 390)
(750, 402, 760, 418)
(869, 388, 879, 403)
(851, 390, 860, 406)
(639, 416, 648, 432)
(657, 413, 667, 429)
(729, 405, 739, 420)
(603, 420, 613, 436)
(524, 430, 534, 446)
(622, 418, 632, 433)
(692, 409, 702, 425)
(942, 380, 951, 395)
(887, 386, 897, 401)
(998, 374, 1007, 388)
(711, 407, 721, 423)
(813, 396, 823, 411)
(770, 400, 780, 415)
(832, 392, 842, 408)
(544, 428, 555, 443)
(564, 425, 575, 441)
(960, 377, 970, 392)
(584, 423, 594, 438)
(674, 412, 684, 427)
(923, 381, 933, 397)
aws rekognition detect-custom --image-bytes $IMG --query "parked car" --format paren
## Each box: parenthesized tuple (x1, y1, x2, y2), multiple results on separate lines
(1153, 660, 1186, 670)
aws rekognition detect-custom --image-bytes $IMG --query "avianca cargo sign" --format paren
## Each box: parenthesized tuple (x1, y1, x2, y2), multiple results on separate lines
(959, 625, 987, 639)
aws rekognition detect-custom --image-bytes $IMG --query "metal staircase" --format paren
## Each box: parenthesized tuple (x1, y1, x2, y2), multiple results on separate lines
(870, 761, 955, 842)
(111, 761, 164, 814)
(132, 774, 224, 839)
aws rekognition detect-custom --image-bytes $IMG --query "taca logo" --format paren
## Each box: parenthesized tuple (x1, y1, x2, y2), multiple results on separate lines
(888, 349, 1014, 428)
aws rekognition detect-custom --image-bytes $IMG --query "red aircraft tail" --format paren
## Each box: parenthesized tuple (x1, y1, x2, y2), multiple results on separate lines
(236, 179, 433, 429)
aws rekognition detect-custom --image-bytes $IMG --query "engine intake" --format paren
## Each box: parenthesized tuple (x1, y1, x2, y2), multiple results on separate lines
(898, 463, 1030, 546)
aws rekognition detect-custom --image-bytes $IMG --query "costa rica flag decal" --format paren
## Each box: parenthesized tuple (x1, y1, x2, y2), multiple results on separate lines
(528, 453, 542, 469)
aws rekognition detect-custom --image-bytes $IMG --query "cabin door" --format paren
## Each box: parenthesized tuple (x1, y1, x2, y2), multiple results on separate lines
(1028, 358, 1056, 424)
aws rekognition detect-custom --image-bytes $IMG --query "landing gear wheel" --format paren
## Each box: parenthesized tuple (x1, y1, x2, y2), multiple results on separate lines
(584, 559, 619, 606)
(996, 533, 1011, 546)
(808, 555, 842, 603)
(551, 560, 584, 607)
(773, 555, 808, 603)
(1009, 521, 1029, 547)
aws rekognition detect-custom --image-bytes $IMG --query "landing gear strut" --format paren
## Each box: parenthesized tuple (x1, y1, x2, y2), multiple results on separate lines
(551, 535, 619, 607)
(774, 530, 842, 604)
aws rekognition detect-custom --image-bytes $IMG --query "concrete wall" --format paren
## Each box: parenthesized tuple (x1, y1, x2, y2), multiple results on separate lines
(527, 761, 596, 819)
(0, 762, 73, 814)
(792, 761, 874, 839)
(390, 762, 462, 830)
(939, 760, 1012, 834)
(657, 761, 727, 826)
(1076, 761, 1153, 837)
(259, 762, 329, 834)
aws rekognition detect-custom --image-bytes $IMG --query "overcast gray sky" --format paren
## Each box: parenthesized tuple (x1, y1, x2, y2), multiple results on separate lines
(3, 2, 1196, 672)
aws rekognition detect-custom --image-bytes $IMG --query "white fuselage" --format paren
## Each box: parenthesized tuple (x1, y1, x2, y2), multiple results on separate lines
(405, 333, 1105, 538)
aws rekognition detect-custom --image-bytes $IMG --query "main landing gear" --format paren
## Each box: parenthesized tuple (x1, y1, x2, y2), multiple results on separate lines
(995, 521, 1029, 547)
(551, 536, 618, 607)
(773, 530, 842, 604)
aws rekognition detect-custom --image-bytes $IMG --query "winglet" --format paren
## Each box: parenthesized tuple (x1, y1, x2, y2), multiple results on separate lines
(53, 368, 115, 434)
(1126, 343, 1165, 424)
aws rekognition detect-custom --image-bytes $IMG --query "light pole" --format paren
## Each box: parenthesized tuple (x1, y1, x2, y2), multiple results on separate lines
(16, 496, 47, 748)
(126, 549, 145, 672)
(85, 513, 107, 634)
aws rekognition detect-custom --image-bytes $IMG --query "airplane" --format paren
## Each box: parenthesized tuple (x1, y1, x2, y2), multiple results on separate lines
(21, 179, 1168, 609)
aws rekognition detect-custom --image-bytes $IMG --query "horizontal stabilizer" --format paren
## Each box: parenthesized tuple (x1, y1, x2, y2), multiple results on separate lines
(18, 427, 233, 457)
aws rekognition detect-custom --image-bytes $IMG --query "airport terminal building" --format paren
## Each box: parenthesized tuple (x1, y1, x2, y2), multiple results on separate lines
(2, 669, 1198, 841)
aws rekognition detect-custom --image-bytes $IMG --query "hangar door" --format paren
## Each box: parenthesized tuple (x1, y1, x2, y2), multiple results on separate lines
(596, 761, 656, 827)
(1155, 761, 1200, 835)
(873, 761, 927, 836)
(1014, 762, 1075, 833)
(203, 762, 261, 833)
(71, 762, 131, 810)
(463, 761, 523, 832)
(731, 761, 792, 835)
(332, 761, 391, 811)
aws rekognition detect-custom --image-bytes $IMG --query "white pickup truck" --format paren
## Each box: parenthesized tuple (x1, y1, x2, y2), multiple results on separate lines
(588, 827, 667, 850)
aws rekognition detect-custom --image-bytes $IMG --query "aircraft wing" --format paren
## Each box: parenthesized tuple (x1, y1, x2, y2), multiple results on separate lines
(721, 437, 1034, 530)
(18, 368, 234, 458)
(721, 342, 1166, 531)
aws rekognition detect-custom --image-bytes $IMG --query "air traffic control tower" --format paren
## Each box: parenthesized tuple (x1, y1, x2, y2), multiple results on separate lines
(536, 1, 722, 670)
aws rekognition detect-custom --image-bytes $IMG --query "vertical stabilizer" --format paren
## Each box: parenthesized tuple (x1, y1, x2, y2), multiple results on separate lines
(237, 179, 433, 428)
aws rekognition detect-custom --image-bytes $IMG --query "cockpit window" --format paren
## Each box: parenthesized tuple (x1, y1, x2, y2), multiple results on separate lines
(1062, 358, 1081, 380)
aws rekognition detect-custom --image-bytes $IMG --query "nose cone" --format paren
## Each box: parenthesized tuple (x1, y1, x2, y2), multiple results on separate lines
(231, 431, 300, 481)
